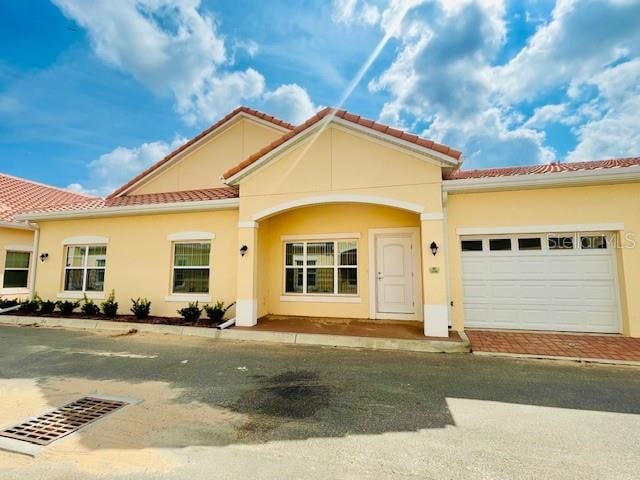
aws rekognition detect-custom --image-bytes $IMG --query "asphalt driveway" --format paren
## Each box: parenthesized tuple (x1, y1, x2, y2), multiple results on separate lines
(0, 324, 638, 479)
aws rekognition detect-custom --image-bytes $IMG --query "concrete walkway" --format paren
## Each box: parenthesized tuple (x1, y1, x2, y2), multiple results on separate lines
(467, 329, 640, 365)
(0, 315, 469, 354)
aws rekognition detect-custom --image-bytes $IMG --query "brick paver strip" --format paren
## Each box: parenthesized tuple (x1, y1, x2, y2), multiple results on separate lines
(466, 330, 640, 362)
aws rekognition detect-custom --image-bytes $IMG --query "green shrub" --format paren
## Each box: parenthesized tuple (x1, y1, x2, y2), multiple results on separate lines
(56, 300, 80, 316)
(204, 301, 235, 324)
(100, 290, 118, 317)
(81, 294, 100, 316)
(19, 298, 39, 314)
(177, 301, 202, 323)
(130, 297, 151, 320)
(39, 300, 56, 314)
(0, 298, 19, 309)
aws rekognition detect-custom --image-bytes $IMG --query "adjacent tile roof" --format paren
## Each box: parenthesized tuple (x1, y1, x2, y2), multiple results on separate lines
(107, 107, 295, 199)
(18, 187, 239, 217)
(0, 173, 96, 222)
(222, 107, 463, 180)
(444, 157, 640, 180)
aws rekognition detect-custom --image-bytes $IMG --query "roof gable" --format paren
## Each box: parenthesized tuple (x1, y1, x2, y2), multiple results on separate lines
(222, 107, 462, 183)
(108, 107, 294, 198)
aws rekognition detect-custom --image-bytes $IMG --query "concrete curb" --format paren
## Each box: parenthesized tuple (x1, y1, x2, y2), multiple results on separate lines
(0, 436, 41, 457)
(0, 315, 470, 354)
(473, 350, 640, 367)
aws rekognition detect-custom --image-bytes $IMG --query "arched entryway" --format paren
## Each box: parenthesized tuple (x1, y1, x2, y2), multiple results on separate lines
(252, 202, 424, 327)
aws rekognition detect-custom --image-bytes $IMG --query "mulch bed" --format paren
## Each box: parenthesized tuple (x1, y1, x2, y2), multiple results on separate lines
(0, 311, 223, 328)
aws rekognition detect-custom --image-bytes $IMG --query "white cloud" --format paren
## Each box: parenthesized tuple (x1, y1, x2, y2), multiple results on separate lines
(367, 0, 640, 167)
(67, 136, 186, 196)
(52, 0, 316, 127)
(496, 0, 640, 161)
(332, 0, 358, 23)
(497, 0, 640, 103)
(369, 0, 555, 167)
(567, 59, 640, 161)
(523, 104, 568, 129)
(361, 3, 382, 24)
(262, 84, 322, 124)
(332, 0, 381, 25)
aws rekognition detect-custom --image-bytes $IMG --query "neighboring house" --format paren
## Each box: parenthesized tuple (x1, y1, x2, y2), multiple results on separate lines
(0, 173, 96, 299)
(9, 106, 640, 338)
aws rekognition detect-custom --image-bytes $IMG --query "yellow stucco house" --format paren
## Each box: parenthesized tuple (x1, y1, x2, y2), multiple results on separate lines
(7, 107, 640, 338)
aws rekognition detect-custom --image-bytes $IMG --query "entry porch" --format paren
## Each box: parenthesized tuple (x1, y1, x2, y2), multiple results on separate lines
(239, 314, 463, 342)
(234, 199, 451, 338)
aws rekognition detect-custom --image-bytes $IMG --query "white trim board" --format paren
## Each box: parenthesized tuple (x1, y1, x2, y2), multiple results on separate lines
(253, 194, 425, 221)
(57, 291, 105, 300)
(420, 212, 444, 221)
(4, 244, 33, 252)
(280, 233, 360, 241)
(16, 198, 240, 221)
(330, 121, 459, 167)
(0, 220, 36, 231)
(279, 295, 362, 304)
(62, 236, 109, 245)
(164, 294, 212, 302)
(457, 223, 625, 236)
(167, 231, 215, 241)
(443, 166, 640, 193)
(0, 287, 31, 296)
(238, 221, 259, 229)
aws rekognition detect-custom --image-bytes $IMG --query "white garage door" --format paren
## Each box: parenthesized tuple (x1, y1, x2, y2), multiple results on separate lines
(461, 233, 620, 333)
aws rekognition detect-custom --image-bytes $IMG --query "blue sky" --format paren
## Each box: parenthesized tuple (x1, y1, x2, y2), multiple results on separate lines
(0, 0, 639, 196)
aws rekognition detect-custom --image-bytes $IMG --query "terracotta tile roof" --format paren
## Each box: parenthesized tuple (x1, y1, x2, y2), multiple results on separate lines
(443, 157, 640, 180)
(18, 186, 239, 217)
(107, 107, 295, 199)
(222, 107, 463, 180)
(0, 173, 96, 222)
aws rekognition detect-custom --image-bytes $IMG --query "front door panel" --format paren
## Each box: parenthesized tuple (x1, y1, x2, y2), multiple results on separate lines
(376, 236, 414, 314)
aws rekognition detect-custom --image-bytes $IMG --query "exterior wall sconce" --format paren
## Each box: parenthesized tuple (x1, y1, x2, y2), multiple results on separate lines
(430, 242, 438, 256)
(240, 245, 248, 256)
(39, 253, 49, 262)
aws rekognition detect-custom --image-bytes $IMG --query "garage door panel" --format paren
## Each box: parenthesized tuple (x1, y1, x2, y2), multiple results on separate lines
(461, 258, 489, 275)
(461, 233, 619, 333)
(550, 282, 617, 305)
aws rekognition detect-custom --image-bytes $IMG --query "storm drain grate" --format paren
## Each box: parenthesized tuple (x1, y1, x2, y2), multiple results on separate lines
(0, 397, 127, 446)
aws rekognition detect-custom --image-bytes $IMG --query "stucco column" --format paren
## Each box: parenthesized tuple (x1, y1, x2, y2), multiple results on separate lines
(421, 216, 449, 337)
(235, 221, 259, 326)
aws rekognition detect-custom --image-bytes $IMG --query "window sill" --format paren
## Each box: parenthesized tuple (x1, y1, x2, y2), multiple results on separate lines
(0, 287, 31, 296)
(164, 294, 212, 303)
(57, 291, 105, 300)
(279, 295, 361, 304)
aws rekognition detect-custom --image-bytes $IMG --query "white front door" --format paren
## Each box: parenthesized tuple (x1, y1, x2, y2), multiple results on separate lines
(375, 235, 415, 314)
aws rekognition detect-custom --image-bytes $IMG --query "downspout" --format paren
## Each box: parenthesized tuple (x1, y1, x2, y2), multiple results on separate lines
(28, 223, 40, 299)
(218, 318, 236, 330)
(441, 190, 453, 328)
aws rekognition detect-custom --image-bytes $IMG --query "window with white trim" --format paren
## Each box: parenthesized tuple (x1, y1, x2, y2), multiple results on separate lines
(284, 240, 358, 295)
(3, 251, 31, 288)
(64, 245, 107, 292)
(172, 241, 211, 294)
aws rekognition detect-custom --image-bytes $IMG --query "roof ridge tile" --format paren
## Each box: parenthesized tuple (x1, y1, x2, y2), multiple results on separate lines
(443, 157, 640, 180)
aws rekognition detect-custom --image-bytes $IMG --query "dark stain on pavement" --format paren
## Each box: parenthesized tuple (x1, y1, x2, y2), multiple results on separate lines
(233, 369, 334, 437)
(235, 369, 333, 419)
